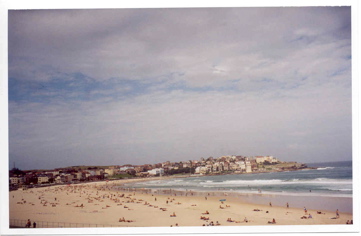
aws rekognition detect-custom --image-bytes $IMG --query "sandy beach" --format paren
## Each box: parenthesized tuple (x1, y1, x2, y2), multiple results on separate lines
(9, 178, 353, 228)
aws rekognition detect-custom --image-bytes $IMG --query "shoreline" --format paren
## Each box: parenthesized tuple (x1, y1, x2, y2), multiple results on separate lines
(112, 181, 353, 214)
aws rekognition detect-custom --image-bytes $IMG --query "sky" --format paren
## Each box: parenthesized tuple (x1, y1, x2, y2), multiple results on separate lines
(7, 6, 353, 170)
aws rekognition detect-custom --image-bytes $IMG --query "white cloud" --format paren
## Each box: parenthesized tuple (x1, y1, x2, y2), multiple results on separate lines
(9, 8, 351, 85)
(8, 7, 352, 169)
(9, 78, 352, 169)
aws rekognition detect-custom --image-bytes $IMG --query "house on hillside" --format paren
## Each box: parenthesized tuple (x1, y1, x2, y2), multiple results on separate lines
(237, 161, 246, 172)
(223, 161, 230, 171)
(148, 168, 164, 176)
(256, 156, 266, 163)
(9, 176, 23, 186)
(37, 175, 49, 184)
(162, 161, 171, 167)
(55, 176, 62, 184)
(195, 166, 208, 175)
(245, 161, 252, 173)
(230, 162, 239, 171)
(212, 162, 221, 172)
(134, 166, 145, 173)
(104, 168, 115, 176)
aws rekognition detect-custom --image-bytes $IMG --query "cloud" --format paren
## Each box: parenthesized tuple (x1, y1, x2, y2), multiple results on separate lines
(9, 80, 352, 169)
(8, 7, 352, 169)
(9, 7, 351, 84)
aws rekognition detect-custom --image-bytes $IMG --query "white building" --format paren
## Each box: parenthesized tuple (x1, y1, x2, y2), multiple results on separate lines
(255, 156, 266, 163)
(230, 163, 239, 171)
(73, 172, 82, 179)
(212, 163, 221, 172)
(183, 162, 191, 168)
(236, 161, 246, 171)
(195, 166, 208, 175)
(9, 177, 20, 185)
(265, 156, 278, 163)
(255, 156, 278, 164)
(104, 168, 115, 176)
(148, 168, 164, 176)
(37, 175, 49, 184)
(245, 161, 252, 173)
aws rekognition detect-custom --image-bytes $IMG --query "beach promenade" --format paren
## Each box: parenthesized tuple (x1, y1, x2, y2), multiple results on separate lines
(9, 178, 353, 228)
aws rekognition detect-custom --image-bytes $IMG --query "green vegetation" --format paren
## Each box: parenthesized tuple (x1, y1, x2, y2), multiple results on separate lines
(167, 167, 195, 175)
(112, 173, 133, 179)
(10, 168, 25, 176)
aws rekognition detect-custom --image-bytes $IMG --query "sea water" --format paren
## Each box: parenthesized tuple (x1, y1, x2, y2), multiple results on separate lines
(122, 161, 353, 213)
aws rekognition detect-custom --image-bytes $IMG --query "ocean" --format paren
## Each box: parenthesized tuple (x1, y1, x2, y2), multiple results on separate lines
(121, 160, 353, 213)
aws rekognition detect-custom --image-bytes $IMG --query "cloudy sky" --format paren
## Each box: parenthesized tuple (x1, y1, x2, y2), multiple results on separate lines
(8, 7, 352, 170)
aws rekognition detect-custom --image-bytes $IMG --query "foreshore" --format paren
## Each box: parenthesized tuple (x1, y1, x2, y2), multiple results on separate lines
(9, 177, 353, 228)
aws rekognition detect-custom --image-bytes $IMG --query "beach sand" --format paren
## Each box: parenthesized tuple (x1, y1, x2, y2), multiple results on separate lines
(9, 178, 353, 228)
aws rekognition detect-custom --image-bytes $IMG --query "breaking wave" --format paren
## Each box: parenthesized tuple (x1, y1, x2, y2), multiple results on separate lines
(317, 167, 335, 170)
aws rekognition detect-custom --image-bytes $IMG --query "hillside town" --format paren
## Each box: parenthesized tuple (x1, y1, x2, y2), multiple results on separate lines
(9, 155, 308, 190)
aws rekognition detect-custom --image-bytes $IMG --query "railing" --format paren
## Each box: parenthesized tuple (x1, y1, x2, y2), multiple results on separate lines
(9, 219, 122, 228)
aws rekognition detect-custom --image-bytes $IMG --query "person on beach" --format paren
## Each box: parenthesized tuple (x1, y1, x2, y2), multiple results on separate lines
(304, 207, 307, 214)
(287, 202, 289, 208)
(26, 219, 31, 228)
(268, 218, 276, 224)
(336, 209, 340, 218)
(269, 202, 272, 207)
(308, 214, 313, 219)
